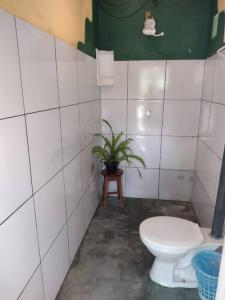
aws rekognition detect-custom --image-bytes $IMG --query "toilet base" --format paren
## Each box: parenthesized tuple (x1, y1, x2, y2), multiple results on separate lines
(150, 258, 198, 288)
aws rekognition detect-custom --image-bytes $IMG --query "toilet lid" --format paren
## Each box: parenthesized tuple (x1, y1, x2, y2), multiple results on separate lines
(140, 216, 203, 249)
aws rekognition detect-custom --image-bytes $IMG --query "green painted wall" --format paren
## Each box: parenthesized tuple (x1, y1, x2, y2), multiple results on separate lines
(78, 0, 225, 60)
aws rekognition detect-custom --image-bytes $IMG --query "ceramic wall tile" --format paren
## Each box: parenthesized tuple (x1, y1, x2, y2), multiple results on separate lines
(26, 109, 62, 192)
(195, 140, 221, 204)
(60, 105, 80, 164)
(82, 186, 94, 232)
(64, 155, 83, 217)
(212, 49, 225, 104)
(0, 199, 40, 300)
(18, 267, 44, 300)
(80, 144, 94, 192)
(101, 61, 127, 100)
(16, 18, 58, 113)
(207, 102, 225, 159)
(128, 60, 166, 100)
(163, 100, 200, 136)
(55, 39, 78, 106)
(161, 137, 197, 170)
(0, 116, 32, 224)
(0, 11, 24, 119)
(127, 135, 161, 168)
(198, 100, 211, 140)
(34, 172, 66, 259)
(92, 100, 101, 136)
(126, 168, 159, 199)
(165, 60, 204, 100)
(202, 56, 216, 101)
(68, 198, 85, 264)
(42, 225, 69, 300)
(127, 100, 163, 135)
(80, 101, 93, 149)
(101, 100, 127, 134)
(77, 50, 100, 102)
(191, 175, 212, 225)
(159, 170, 194, 201)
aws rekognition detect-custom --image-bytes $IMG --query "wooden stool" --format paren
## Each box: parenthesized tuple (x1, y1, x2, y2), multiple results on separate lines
(101, 169, 124, 208)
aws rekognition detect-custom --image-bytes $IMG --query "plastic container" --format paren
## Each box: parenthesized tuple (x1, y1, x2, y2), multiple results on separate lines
(192, 250, 221, 300)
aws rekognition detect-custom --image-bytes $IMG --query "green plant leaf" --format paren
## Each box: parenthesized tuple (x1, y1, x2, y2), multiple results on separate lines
(126, 154, 146, 168)
(102, 119, 114, 137)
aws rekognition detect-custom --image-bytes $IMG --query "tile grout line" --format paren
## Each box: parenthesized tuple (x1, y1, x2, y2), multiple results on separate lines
(158, 60, 167, 200)
(53, 37, 71, 268)
(14, 16, 46, 300)
(192, 60, 207, 204)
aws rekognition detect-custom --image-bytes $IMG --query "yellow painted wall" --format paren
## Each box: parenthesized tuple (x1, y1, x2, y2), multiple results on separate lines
(0, 0, 92, 46)
(218, 0, 225, 12)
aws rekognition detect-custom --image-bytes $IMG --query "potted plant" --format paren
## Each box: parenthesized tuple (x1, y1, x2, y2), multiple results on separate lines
(92, 119, 146, 177)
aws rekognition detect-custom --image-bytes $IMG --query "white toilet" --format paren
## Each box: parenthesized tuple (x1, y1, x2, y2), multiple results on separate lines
(139, 216, 223, 288)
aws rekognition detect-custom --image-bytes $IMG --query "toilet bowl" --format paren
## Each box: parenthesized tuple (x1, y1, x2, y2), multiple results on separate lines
(139, 216, 223, 288)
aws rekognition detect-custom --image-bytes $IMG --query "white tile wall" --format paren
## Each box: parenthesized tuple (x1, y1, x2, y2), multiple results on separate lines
(55, 39, 78, 106)
(101, 60, 203, 201)
(26, 109, 63, 192)
(42, 226, 69, 300)
(0, 199, 40, 300)
(128, 60, 166, 100)
(101, 100, 127, 134)
(19, 267, 44, 300)
(161, 137, 197, 170)
(16, 18, 59, 113)
(212, 49, 225, 104)
(207, 103, 225, 159)
(80, 101, 93, 148)
(60, 105, 80, 164)
(162, 101, 200, 136)
(34, 172, 67, 259)
(195, 140, 221, 204)
(192, 51, 225, 227)
(101, 61, 127, 99)
(68, 198, 85, 264)
(128, 135, 161, 168)
(77, 50, 100, 102)
(0, 11, 24, 119)
(202, 56, 215, 101)
(127, 100, 163, 135)
(198, 100, 211, 139)
(64, 155, 83, 217)
(0, 10, 101, 300)
(192, 175, 215, 227)
(165, 60, 204, 100)
(159, 170, 194, 201)
(0, 116, 32, 224)
(126, 168, 159, 199)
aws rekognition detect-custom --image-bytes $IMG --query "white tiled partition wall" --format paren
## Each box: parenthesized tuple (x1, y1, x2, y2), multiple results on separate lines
(192, 49, 225, 227)
(101, 59, 204, 201)
(0, 10, 101, 300)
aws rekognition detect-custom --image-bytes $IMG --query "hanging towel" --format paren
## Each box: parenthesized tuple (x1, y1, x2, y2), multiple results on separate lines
(96, 49, 114, 86)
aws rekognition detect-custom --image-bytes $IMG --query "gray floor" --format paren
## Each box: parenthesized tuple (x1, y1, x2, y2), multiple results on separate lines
(57, 198, 201, 300)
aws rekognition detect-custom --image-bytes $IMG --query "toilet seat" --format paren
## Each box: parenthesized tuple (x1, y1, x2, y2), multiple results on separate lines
(140, 216, 204, 253)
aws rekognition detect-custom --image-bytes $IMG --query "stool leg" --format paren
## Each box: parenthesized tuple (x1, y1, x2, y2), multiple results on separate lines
(103, 177, 108, 208)
(117, 178, 124, 208)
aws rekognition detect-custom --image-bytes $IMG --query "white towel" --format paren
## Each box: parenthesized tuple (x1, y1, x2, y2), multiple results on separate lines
(96, 49, 114, 86)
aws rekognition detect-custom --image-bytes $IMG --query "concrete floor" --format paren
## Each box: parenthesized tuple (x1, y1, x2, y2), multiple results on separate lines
(56, 198, 201, 300)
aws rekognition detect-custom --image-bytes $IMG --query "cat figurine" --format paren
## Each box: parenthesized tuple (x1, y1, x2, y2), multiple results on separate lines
(142, 11, 164, 37)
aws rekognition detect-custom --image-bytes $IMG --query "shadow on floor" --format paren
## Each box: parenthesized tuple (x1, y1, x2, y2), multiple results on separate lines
(57, 198, 200, 300)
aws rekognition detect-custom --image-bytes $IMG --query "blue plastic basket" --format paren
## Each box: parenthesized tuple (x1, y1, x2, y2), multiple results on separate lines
(192, 250, 221, 300)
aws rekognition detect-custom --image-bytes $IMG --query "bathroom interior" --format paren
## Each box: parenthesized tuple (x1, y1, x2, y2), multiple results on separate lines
(1, 0, 225, 299)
